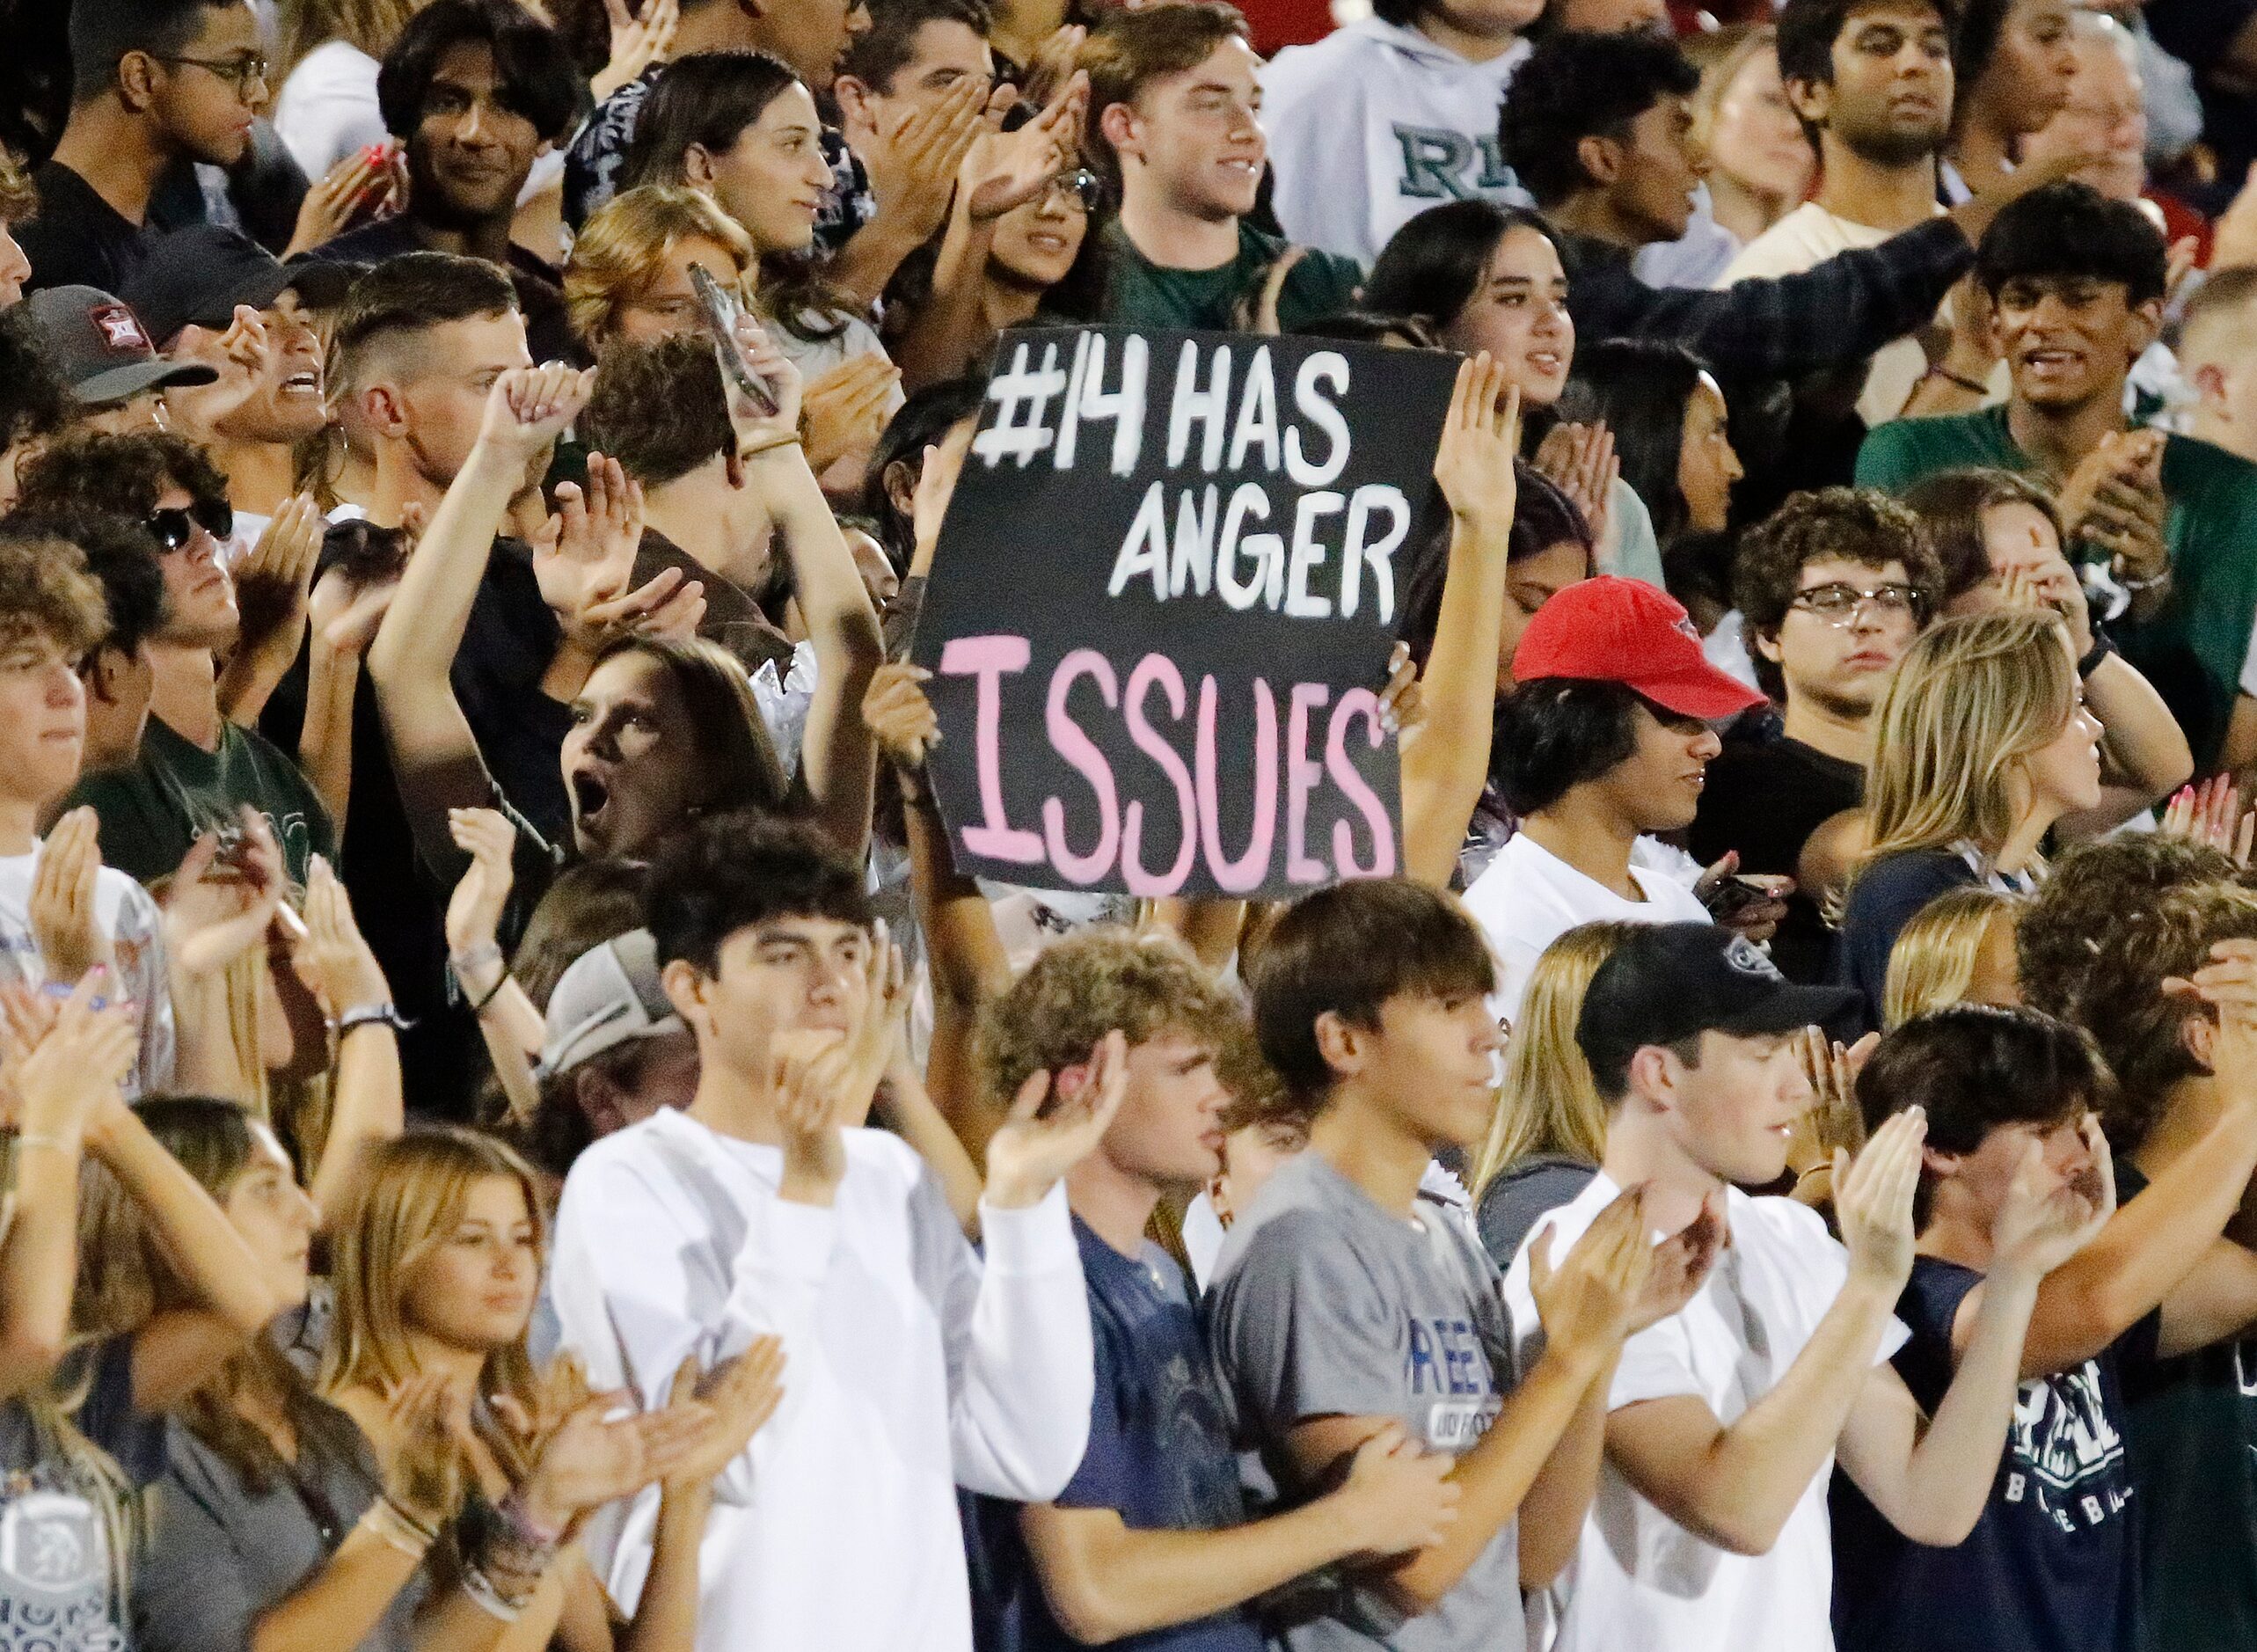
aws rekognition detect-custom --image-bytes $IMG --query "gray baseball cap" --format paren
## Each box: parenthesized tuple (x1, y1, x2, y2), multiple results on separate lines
(22, 285, 217, 406)
(539, 929, 687, 1078)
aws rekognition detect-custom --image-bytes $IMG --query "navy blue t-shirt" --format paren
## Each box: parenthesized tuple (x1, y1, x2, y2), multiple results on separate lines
(1000, 1217, 1265, 1652)
(1830, 1254, 2156, 1652)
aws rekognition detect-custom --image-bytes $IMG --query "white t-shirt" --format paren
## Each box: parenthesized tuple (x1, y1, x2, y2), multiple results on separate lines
(0, 846, 174, 1099)
(549, 1108, 1092, 1652)
(1501, 1170, 1910, 1652)
(274, 41, 385, 184)
(1260, 18, 1532, 267)
(1462, 830, 1710, 1027)
(1720, 202, 1973, 428)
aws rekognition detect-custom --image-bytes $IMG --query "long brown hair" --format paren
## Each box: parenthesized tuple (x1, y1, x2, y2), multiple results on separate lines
(589, 632, 793, 819)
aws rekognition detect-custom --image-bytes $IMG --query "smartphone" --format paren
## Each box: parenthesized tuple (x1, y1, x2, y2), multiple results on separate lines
(689, 262, 779, 419)
(1706, 875, 1781, 923)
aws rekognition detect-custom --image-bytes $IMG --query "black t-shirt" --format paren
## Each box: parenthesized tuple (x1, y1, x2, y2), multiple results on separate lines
(1689, 711, 1864, 984)
(18, 161, 153, 295)
(1831, 1255, 2153, 1652)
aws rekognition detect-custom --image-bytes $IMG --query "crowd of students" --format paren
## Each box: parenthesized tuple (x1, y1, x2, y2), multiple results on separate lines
(4, 0, 2257, 1648)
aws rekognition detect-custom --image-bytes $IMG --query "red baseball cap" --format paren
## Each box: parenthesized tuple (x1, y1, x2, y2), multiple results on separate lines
(1514, 577, 1764, 720)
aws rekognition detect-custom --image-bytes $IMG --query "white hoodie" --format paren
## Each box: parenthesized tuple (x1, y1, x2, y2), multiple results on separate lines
(1260, 18, 1533, 267)
(549, 1107, 1093, 1652)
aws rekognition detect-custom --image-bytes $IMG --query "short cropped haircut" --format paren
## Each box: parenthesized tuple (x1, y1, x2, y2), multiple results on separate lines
(581, 333, 734, 486)
(16, 429, 230, 522)
(620, 51, 803, 192)
(0, 509, 168, 660)
(1080, 4, 1249, 174)
(1899, 468, 2060, 605)
(1247, 878, 1494, 1116)
(1858, 1004, 2110, 1227)
(1975, 179, 2167, 304)
(839, 0, 993, 93)
(2018, 842, 2257, 1150)
(2179, 264, 2257, 361)
(1734, 487, 1940, 699)
(646, 810, 873, 976)
(1500, 31, 1701, 208)
(1492, 678, 1654, 818)
(0, 530, 109, 658)
(376, 0, 582, 144)
(69, 0, 232, 102)
(1776, 0, 1956, 93)
(976, 927, 1252, 1115)
(330, 252, 518, 388)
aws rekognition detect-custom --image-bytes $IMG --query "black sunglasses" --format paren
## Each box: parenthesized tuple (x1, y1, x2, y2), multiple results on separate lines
(146, 500, 234, 552)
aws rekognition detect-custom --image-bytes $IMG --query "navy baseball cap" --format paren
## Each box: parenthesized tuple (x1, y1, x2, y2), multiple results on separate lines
(22, 286, 216, 406)
(121, 225, 292, 347)
(1576, 924, 1856, 1081)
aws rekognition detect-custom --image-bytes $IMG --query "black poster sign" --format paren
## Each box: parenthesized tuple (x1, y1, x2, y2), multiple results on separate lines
(911, 325, 1459, 900)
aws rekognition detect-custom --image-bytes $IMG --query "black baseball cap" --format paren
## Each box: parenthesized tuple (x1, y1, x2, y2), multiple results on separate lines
(1576, 924, 1857, 1082)
(121, 225, 292, 347)
(21, 286, 217, 406)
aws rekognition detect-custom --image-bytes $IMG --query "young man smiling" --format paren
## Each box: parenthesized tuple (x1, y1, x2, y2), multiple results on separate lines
(1085, 4, 1362, 333)
(1503, 922, 2058, 1652)
(550, 810, 1112, 1652)
(18, 0, 268, 296)
(1858, 181, 2257, 770)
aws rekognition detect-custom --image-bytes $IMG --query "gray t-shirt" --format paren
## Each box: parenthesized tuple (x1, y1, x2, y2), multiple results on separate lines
(1207, 1153, 1519, 1650)
(135, 1399, 423, 1652)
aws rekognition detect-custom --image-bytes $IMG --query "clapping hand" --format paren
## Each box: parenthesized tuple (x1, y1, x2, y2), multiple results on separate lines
(290, 855, 389, 1018)
(983, 1029, 1131, 1210)
(0, 974, 139, 1146)
(771, 932, 909, 1202)
(27, 808, 112, 985)
(163, 808, 288, 980)
(1528, 1184, 1655, 1363)
(1990, 1114, 2112, 1283)
(1835, 1106, 1926, 1293)
(1532, 420, 1617, 549)
(2159, 777, 2256, 868)
(659, 1338, 788, 1495)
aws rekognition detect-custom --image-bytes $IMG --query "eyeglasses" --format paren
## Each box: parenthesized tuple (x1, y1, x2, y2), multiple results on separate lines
(1788, 581, 1923, 625)
(1043, 168, 1103, 213)
(152, 53, 271, 97)
(146, 500, 235, 552)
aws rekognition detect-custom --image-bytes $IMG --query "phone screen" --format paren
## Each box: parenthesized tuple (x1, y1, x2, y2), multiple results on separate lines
(690, 263, 778, 419)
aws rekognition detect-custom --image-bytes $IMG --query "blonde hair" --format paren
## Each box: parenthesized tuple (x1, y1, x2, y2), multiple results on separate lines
(276, 0, 422, 78)
(321, 1129, 547, 1470)
(1859, 610, 2078, 874)
(1471, 922, 1636, 1199)
(564, 186, 758, 346)
(1685, 25, 1779, 155)
(1882, 888, 2021, 1027)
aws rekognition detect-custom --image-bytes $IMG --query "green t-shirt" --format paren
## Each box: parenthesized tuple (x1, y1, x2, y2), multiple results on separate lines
(1099, 220, 1363, 333)
(1857, 405, 2257, 767)
(63, 715, 337, 888)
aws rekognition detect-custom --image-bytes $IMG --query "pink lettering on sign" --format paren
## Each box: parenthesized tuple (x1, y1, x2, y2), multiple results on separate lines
(938, 635, 1043, 863)
(1043, 650, 1121, 884)
(1195, 677, 1279, 894)
(1327, 688, 1395, 875)
(1121, 655, 1199, 896)
(1285, 683, 1331, 884)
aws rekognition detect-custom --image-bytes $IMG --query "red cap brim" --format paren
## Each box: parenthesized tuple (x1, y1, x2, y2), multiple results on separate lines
(1633, 663, 1766, 721)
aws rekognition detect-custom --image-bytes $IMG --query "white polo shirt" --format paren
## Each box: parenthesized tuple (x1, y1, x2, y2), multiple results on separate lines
(1501, 1171, 1909, 1652)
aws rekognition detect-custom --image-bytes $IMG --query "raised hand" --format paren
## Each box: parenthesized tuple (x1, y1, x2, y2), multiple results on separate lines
(2158, 777, 2255, 867)
(1531, 419, 1616, 548)
(660, 1338, 788, 1495)
(290, 854, 389, 1017)
(1834, 1105, 1927, 1292)
(476, 362, 595, 466)
(1433, 353, 1520, 536)
(1527, 1183, 1654, 1363)
(983, 1028, 1130, 1210)
(444, 808, 519, 976)
(800, 353, 901, 477)
(1331, 1422, 1460, 1560)
(0, 974, 138, 1144)
(1788, 1025, 1874, 1181)
(1377, 640, 1422, 738)
(162, 808, 288, 980)
(718, 310, 805, 450)
(962, 72, 1089, 223)
(284, 142, 398, 258)
(1021, 24, 1087, 106)
(233, 493, 325, 656)
(28, 807, 112, 985)
(1990, 1117, 2112, 1282)
(862, 661, 939, 772)
(309, 559, 399, 656)
(862, 74, 995, 248)
(595, 0, 679, 99)
(531, 451, 646, 642)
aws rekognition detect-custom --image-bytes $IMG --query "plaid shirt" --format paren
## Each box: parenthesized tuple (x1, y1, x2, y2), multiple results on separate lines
(1553, 216, 1974, 380)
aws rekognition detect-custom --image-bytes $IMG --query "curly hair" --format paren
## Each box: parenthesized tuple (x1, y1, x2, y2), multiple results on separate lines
(975, 926, 1260, 1116)
(581, 331, 734, 486)
(2017, 838, 2257, 1150)
(1499, 30, 1701, 208)
(1734, 487, 1942, 701)
(15, 428, 230, 521)
(0, 530, 109, 658)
